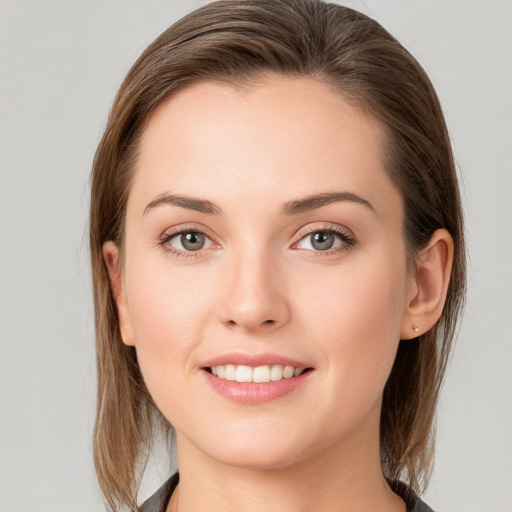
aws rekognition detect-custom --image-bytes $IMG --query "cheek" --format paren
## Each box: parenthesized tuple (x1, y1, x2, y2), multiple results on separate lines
(126, 247, 215, 330)
(123, 256, 218, 396)
(295, 252, 408, 390)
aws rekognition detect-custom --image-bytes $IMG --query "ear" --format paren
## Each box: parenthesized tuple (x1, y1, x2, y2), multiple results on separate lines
(102, 241, 136, 346)
(401, 229, 454, 340)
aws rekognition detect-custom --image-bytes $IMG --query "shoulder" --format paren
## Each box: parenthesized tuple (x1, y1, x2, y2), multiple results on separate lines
(390, 480, 436, 512)
(138, 473, 179, 512)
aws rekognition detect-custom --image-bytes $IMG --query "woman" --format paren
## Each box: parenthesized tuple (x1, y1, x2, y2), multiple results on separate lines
(89, 1, 465, 511)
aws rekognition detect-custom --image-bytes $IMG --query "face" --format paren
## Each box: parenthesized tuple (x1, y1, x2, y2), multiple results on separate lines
(107, 75, 416, 471)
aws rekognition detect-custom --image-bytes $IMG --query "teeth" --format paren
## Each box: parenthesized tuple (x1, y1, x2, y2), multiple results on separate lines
(209, 364, 305, 383)
(283, 366, 294, 379)
(270, 364, 284, 381)
(253, 365, 271, 383)
(235, 365, 253, 383)
(225, 364, 236, 381)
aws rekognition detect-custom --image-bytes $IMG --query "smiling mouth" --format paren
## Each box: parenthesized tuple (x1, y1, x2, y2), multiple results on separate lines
(205, 364, 312, 383)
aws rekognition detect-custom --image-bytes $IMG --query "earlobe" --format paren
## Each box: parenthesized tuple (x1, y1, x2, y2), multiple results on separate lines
(401, 229, 454, 340)
(102, 241, 136, 347)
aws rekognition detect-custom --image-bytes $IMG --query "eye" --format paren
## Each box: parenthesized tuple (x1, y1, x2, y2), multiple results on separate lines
(293, 227, 355, 253)
(161, 229, 215, 253)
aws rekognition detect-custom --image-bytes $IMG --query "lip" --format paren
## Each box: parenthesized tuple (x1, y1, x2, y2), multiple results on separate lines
(201, 352, 310, 369)
(199, 352, 314, 405)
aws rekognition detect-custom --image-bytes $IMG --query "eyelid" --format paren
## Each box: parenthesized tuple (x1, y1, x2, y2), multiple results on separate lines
(291, 223, 356, 253)
(158, 222, 355, 258)
(158, 223, 221, 258)
(293, 223, 354, 242)
(159, 223, 218, 241)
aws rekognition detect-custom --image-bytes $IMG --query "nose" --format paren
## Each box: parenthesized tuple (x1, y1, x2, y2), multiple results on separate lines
(218, 248, 290, 333)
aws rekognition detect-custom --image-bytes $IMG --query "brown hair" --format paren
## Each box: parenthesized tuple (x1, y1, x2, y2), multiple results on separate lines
(89, 0, 466, 509)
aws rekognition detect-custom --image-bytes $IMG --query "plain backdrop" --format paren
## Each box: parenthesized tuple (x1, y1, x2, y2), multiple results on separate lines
(0, 1, 511, 511)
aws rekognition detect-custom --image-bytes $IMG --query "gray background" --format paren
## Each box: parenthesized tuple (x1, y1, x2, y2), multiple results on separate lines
(0, 1, 510, 511)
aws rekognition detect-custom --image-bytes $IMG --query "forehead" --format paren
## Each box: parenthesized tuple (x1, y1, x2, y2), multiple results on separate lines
(130, 75, 401, 221)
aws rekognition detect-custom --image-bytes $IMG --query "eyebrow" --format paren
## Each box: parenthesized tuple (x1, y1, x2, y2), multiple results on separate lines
(144, 193, 222, 215)
(143, 191, 375, 216)
(281, 192, 375, 215)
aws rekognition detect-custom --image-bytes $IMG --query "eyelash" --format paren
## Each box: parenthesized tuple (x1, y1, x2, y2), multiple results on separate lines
(158, 224, 217, 260)
(292, 224, 356, 256)
(158, 223, 356, 259)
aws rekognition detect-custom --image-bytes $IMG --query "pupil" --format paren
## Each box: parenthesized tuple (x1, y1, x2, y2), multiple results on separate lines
(312, 232, 334, 250)
(181, 232, 205, 251)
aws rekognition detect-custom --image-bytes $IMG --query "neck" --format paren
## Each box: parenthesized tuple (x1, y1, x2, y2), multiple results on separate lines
(168, 409, 405, 512)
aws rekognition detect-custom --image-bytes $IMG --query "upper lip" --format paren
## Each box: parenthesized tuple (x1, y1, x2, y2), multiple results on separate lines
(201, 352, 312, 369)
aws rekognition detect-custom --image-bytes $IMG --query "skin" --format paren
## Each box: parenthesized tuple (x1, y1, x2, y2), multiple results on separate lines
(104, 75, 453, 512)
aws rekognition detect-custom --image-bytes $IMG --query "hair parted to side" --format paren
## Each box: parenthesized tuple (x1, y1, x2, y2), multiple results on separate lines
(89, 0, 466, 510)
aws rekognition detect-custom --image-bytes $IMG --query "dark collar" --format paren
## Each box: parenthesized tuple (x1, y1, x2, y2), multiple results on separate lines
(138, 473, 179, 512)
(138, 473, 435, 512)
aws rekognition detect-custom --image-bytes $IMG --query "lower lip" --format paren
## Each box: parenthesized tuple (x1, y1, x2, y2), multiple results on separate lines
(201, 369, 313, 404)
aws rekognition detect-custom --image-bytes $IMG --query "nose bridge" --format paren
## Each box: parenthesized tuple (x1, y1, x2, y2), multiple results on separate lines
(219, 240, 289, 331)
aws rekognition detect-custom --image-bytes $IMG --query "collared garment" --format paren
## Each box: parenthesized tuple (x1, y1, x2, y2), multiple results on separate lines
(138, 473, 435, 512)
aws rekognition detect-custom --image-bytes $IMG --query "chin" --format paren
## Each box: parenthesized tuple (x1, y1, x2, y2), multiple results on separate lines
(178, 418, 324, 472)
(207, 444, 306, 471)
